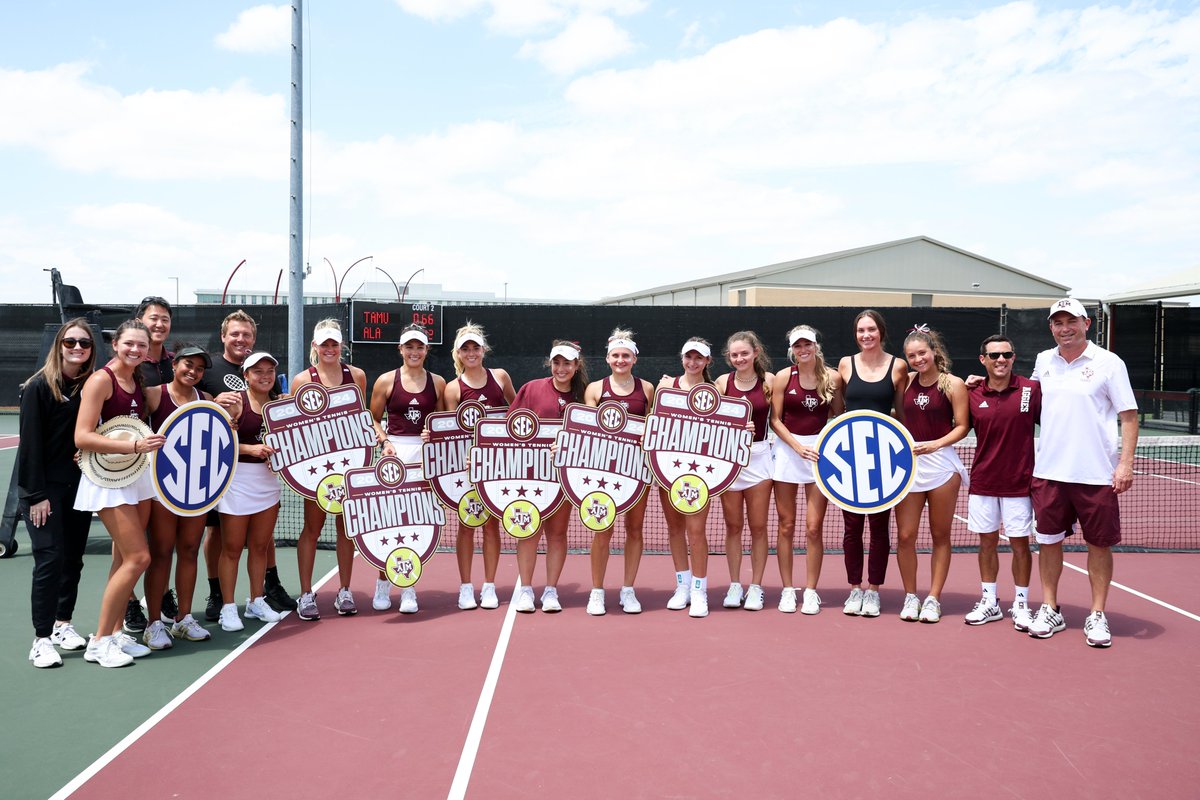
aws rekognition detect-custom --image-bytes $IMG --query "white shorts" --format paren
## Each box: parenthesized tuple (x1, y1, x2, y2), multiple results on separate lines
(729, 440, 772, 492)
(910, 447, 969, 494)
(387, 435, 425, 480)
(217, 461, 281, 516)
(967, 494, 1033, 537)
(73, 470, 155, 512)
(772, 434, 818, 485)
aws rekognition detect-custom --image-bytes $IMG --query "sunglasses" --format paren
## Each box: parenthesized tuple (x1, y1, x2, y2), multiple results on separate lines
(984, 351, 1015, 360)
(62, 338, 93, 350)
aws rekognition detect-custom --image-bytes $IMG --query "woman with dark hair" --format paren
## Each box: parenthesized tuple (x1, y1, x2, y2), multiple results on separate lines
(509, 340, 587, 613)
(836, 310, 908, 618)
(370, 324, 447, 614)
(20, 319, 97, 667)
(74, 319, 165, 667)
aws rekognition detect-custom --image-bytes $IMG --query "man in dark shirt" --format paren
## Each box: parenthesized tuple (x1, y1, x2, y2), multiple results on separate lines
(137, 296, 175, 388)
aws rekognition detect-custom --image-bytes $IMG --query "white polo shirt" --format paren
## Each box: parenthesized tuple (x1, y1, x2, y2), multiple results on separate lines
(1031, 341, 1137, 485)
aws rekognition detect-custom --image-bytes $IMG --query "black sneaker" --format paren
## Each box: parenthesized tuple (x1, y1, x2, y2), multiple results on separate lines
(161, 589, 179, 622)
(122, 597, 148, 635)
(204, 593, 221, 622)
(265, 579, 298, 612)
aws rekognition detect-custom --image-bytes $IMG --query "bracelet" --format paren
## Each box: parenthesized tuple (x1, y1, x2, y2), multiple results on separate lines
(132, 439, 138, 455)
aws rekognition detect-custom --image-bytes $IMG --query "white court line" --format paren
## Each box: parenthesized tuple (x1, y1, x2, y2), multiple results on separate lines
(448, 579, 522, 800)
(51, 563, 341, 800)
(1060, 560, 1200, 622)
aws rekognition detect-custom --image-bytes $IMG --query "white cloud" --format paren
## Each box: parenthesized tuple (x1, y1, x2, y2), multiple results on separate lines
(518, 14, 635, 74)
(215, 5, 292, 54)
(394, 0, 644, 36)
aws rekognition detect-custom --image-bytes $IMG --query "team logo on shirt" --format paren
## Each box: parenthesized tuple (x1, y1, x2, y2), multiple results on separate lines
(260, 383, 376, 506)
(469, 412, 565, 538)
(802, 395, 819, 411)
(423, 401, 494, 527)
(222, 374, 247, 392)
(342, 457, 444, 587)
(151, 400, 238, 516)
(915, 393, 930, 411)
(555, 401, 651, 532)
(813, 410, 916, 513)
(642, 385, 752, 514)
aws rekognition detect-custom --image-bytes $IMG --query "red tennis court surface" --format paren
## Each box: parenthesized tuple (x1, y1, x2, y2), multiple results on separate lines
(0, 434, 18, 449)
(64, 549, 1200, 799)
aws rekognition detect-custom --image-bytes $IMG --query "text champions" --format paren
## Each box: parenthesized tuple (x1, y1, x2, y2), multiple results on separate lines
(469, 445, 555, 483)
(265, 410, 377, 471)
(343, 490, 447, 537)
(641, 416, 752, 465)
(554, 430, 651, 482)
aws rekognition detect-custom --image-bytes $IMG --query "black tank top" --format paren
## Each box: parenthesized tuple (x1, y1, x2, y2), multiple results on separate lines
(845, 356, 897, 415)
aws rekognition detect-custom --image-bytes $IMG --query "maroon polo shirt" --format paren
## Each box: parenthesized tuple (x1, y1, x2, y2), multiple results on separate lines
(968, 375, 1041, 497)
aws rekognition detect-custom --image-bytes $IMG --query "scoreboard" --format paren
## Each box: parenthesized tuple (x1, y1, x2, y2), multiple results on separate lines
(350, 301, 443, 345)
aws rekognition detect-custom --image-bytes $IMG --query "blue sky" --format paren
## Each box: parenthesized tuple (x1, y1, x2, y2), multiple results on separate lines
(2, 1, 1197, 305)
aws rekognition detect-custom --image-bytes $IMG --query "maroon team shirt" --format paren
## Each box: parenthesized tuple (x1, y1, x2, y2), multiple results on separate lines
(510, 377, 574, 420)
(968, 375, 1041, 497)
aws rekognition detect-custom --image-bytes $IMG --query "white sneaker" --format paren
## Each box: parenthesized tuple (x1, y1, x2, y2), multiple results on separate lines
(1009, 600, 1034, 632)
(219, 603, 244, 632)
(480, 583, 499, 609)
(1084, 610, 1112, 648)
(843, 587, 864, 615)
(170, 614, 211, 641)
(399, 588, 419, 614)
(372, 578, 393, 611)
(918, 596, 942, 623)
(1028, 604, 1066, 639)
(142, 619, 174, 650)
(51, 621, 87, 651)
(29, 637, 62, 668)
(743, 584, 765, 611)
(458, 584, 478, 610)
(965, 597, 1002, 625)
(115, 632, 151, 658)
(801, 589, 822, 615)
(244, 596, 283, 623)
(86, 635, 133, 668)
(899, 593, 921, 621)
(667, 583, 691, 610)
(723, 582, 744, 608)
(513, 586, 536, 613)
(860, 589, 881, 617)
(540, 586, 562, 613)
(689, 589, 709, 618)
(587, 588, 606, 616)
(778, 587, 798, 613)
(619, 587, 642, 614)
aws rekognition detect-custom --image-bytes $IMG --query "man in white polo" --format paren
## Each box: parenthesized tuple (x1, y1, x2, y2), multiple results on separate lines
(1027, 297, 1138, 647)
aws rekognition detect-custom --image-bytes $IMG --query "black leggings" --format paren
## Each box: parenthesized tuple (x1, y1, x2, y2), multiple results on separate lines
(842, 508, 892, 587)
(25, 482, 93, 638)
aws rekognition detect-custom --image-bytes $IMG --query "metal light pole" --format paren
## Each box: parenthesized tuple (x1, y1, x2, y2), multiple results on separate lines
(287, 0, 304, 377)
(169, 276, 179, 306)
(401, 268, 424, 303)
(221, 259, 248, 305)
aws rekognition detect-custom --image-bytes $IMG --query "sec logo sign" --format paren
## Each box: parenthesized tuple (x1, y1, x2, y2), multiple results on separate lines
(151, 401, 238, 517)
(814, 411, 915, 513)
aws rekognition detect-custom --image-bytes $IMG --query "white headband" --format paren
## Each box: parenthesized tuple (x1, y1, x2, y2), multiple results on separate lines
(681, 341, 711, 358)
(607, 338, 638, 355)
(788, 327, 817, 346)
(455, 332, 485, 350)
(400, 330, 429, 346)
(549, 344, 581, 361)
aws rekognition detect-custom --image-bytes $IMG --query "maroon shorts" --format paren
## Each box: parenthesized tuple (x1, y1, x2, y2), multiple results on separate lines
(1031, 477, 1121, 547)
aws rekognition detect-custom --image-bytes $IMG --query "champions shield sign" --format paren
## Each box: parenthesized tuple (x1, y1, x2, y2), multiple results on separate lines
(262, 383, 377, 513)
(643, 385, 753, 514)
(813, 410, 916, 513)
(152, 401, 238, 517)
(343, 456, 444, 587)
(555, 402, 651, 532)
(422, 400, 492, 528)
(469, 409, 564, 539)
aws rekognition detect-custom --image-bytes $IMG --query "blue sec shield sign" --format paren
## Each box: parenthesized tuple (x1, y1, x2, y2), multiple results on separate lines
(814, 410, 916, 513)
(152, 400, 238, 517)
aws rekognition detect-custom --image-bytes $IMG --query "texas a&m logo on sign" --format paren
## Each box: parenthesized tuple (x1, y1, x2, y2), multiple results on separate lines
(343, 457, 444, 588)
(152, 400, 238, 517)
(642, 384, 752, 515)
(469, 409, 564, 538)
(423, 400, 495, 528)
(814, 411, 916, 513)
(555, 401, 651, 532)
(261, 383, 377, 513)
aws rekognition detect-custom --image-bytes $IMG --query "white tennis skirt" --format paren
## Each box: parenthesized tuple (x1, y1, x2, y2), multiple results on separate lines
(772, 434, 818, 485)
(387, 435, 425, 480)
(911, 447, 969, 493)
(729, 440, 773, 492)
(73, 470, 156, 512)
(217, 461, 281, 516)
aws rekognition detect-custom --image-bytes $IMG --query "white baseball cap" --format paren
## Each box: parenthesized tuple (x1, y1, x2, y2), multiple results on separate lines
(400, 329, 429, 346)
(313, 327, 343, 345)
(1048, 297, 1088, 319)
(681, 341, 711, 358)
(242, 351, 279, 372)
(549, 343, 581, 361)
(788, 327, 818, 346)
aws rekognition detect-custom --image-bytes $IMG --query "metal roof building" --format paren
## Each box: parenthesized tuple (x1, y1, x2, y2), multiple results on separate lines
(598, 236, 1069, 308)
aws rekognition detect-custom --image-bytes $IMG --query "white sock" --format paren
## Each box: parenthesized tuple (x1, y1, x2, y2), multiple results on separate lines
(692, 576, 707, 592)
(677, 570, 692, 588)
(1015, 585, 1029, 603)
(982, 582, 998, 603)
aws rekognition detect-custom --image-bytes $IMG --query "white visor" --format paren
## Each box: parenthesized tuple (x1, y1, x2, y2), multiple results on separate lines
(681, 341, 711, 358)
(607, 338, 638, 355)
(400, 329, 429, 346)
(455, 332, 485, 350)
(549, 344, 581, 361)
(788, 327, 817, 346)
(313, 328, 343, 345)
